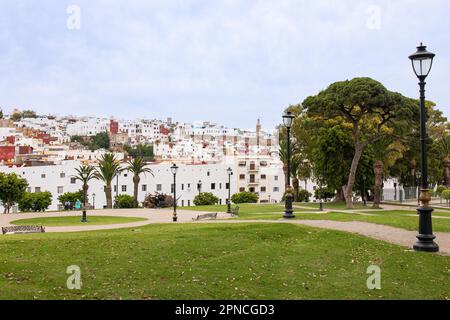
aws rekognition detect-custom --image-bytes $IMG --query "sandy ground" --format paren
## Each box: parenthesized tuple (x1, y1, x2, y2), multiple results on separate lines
(1, 207, 449, 256)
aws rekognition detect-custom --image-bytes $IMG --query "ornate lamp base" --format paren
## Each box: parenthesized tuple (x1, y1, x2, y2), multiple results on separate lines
(414, 190, 439, 253)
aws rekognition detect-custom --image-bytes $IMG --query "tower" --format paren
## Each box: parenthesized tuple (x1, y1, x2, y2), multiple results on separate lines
(256, 118, 261, 153)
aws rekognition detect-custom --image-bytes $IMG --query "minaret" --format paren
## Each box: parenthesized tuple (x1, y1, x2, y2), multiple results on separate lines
(256, 118, 261, 153)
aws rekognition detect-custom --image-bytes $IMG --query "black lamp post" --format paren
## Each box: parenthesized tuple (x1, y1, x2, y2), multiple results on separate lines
(409, 43, 439, 252)
(282, 111, 295, 219)
(363, 175, 367, 206)
(171, 164, 179, 222)
(227, 167, 233, 213)
(93, 193, 96, 209)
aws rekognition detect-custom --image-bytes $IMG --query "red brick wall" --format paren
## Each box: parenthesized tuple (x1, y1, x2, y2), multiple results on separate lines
(110, 120, 119, 134)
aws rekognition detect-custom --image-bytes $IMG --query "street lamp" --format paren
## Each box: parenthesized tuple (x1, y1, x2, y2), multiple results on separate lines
(171, 164, 179, 222)
(282, 111, 295, 219)
(93, 193, 96, 209)
(227, 167, 233, 213)
(363, 175, 367, 206)
(409, 43, 439, 252)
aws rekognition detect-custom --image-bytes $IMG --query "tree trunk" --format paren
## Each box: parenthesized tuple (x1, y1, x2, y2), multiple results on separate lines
(83, 184, 89, 208)
(283, 164, 289, 188)
(343, 144, 364, 209)
(133, 175, 140, 208)
(293, 178, 299, 202)
(373, 160, 384, 209)
(105, 183, 112, 208)
(335, 188, 345, 202)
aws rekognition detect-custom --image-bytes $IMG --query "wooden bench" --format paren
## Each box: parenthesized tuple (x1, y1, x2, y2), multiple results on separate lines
(231, 206, 240, 217)
(2, 226, 46, 235)
(192, 212, 218, 221)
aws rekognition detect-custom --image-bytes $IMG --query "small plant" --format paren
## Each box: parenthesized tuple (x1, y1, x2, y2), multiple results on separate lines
(435, 185, 446, 197)
(298, 189, 312, 202)
(231, 192, 259, 204)
(441, 189, 450, 206)
(58, 190, 84, 210)
(114, 194, 136, 208)
(193, 192, 219, 206)
(142, 193, 174, 208)
(314, 187, 336, 202)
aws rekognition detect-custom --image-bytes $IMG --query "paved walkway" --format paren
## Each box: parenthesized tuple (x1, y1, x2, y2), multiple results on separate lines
(1, 208, 449, 256)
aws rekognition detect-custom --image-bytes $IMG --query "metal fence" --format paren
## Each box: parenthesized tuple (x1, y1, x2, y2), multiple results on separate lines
(381, 187, 420, 202)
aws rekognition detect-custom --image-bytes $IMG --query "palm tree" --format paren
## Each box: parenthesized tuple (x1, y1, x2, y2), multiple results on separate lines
(125, 157, 154, 207)
(372, 139, 405, 208)
(95, 154, 123, 209)
(72, 164, 97, 221)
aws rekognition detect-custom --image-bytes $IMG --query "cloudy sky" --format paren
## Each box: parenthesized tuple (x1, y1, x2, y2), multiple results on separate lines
(0, 0, 449, 130)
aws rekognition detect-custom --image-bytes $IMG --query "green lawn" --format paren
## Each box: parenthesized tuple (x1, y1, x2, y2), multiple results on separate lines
(297, 202, 380, 210)
(0, 223, 448, 300)
(10, 216, 147, 227)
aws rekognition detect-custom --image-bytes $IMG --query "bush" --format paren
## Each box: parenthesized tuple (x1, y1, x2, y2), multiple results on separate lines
(298, 189, 312, 202)
(115, 194, 136, 208)
(58, 190, 84, 210)
(231, 192, 258, 204)
(19, 192, 52, 212)
(314, 187, 336, 201)
(435, 186, 447, 197)
(193, 192, 219, 206)
(441, 190, 450, 201)
(142, 193, 174, 208)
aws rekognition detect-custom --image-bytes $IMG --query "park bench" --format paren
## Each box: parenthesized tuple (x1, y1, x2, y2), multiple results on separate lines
(2, 226, 46, 235)
(192, 212, 218, 221)
(230, 206, 240, 217)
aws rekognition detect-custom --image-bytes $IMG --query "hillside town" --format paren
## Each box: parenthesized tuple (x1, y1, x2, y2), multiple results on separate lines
(0, 108, 287, 211)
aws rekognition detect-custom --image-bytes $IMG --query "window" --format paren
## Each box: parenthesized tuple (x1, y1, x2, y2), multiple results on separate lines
(71, 177, 76, 184)
(157, 184, 162, 191)
(260, 161, 268, 167)
(273, 187, 280, 192)
(207, 171, 210, 177)
(239, 174, 245, 180)
(114, 185, 117, 192)
(226, 183, 230, 190)
(60, 172, 66, 178)
(41, 174, 46, 179)
(142, 184, 147, 192)
(261, 186, 266, 193)
(181, 184, 184, 191)
(124, 173, 128, 177)
(122, 185, 127, 192)
(261, 174, 267, 180)
(57, 186, 64, 194)
(211, 183, 216, 190)
(27, 187, 31, 193)
(274, 176, 279, 181)
(238, 161, 246, 167)
(188, 200, 191, 206)
(35, 187, 41, 193)
(239, 187, 245, 192)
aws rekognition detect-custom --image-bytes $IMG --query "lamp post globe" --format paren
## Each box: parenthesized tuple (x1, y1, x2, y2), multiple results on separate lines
(409, 43, 439, 253)
(171, 164, 179, 222)
(282, 111, 295, 219)
(227, 167, 233, 213)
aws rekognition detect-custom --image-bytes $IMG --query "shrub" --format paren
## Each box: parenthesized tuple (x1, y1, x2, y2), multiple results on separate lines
(142, 193, 174, 208)
(58, 190, 84, 209)
(193, 192, 219, 206)
(115, 194, 136, 208)
(231, 192, 258, 204)
(19, 192, 52, 212)
(314, 187, 336, 201)
(441, 190, 450, 201)
(298, 189, 312, 202)
(435, 186, 447, 197)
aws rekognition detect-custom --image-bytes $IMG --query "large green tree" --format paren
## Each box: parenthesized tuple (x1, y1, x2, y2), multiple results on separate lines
(303, 77, 416, 208)
(0, 173, 28, 213)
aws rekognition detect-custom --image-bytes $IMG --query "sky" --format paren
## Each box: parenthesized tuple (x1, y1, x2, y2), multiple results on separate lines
(0, 0, 449, 130)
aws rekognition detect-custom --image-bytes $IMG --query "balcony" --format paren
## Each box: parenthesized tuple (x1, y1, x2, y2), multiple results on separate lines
(247, 178, 260, 185)
(247, 165, 260, 172)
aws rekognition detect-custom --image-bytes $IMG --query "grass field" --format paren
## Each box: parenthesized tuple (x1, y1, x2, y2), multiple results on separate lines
(10, 216, 147, 227)
(0, 222, 449, 300)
